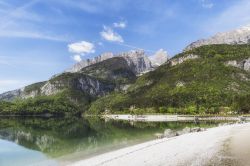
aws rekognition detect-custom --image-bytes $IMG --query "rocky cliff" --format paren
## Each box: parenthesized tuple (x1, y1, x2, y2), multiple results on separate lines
(0, 89, 22, 101)
(226, 58, 250, 72)
(169, 54, 199, 66)
(66, 50, 168, 75)
(118, 50, 154, 75)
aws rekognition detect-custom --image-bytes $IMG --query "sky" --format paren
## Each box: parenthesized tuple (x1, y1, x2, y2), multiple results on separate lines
(1, 0, 250, 93)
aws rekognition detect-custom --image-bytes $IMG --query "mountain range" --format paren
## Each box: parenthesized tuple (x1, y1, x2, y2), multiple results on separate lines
(0, 50, 168, 101)
(1, 25, 250, 115)
(185, 25, 250, 51)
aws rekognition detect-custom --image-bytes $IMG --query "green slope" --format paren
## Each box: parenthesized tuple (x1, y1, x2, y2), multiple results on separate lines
(89, 44, 250, 114)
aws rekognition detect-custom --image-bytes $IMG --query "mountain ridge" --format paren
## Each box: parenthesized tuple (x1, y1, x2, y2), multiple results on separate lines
(185, 25, 250, 51)
(66, 50, 168, 75)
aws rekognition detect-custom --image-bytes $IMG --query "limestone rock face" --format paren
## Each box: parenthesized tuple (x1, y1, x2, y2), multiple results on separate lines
(185, 25, 250, 51)
(66, 50, 166, 76)
(170, 54, 199, 66)
(0, 89, 22, 101)
(40, 76, 116, 97)
(226, 58, 250, 71)
(119, 50, 153, 75)
(41, 82, 62, 96)
(75, 77, 115, 96)
(244, 59, 250, 71)
(21, 90, 40, 99)
(0, 88, 40, 101)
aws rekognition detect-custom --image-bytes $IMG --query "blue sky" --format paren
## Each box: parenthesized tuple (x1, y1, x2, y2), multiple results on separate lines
(1, 0, 250, 93)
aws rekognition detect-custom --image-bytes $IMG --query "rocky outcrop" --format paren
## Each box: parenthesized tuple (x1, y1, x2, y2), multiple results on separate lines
(185, 25, 250, 51)
(0, 89, 22, 101)
(75, 76, 115, 96)
(0, 77, 116, 102)
(0, 89, 42, 101)
(0, 88, 41, 101)
(20, 90, 40, 99)
(225, 58, 250, 71)
(170, 54, 199, 66)
(118, 50, 154, 75)
(40, 81, 62, 96)
(40, 75, 116, 97)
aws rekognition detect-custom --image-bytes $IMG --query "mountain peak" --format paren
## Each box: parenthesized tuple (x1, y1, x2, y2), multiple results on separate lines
(65, 52, 114, 73)
(185, 24, 250, 51)
(149, 49, 168, 67)
(66, 49, 168, 75)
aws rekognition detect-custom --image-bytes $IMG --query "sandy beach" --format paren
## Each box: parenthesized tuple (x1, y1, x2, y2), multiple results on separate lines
(103, 114, 250, 122)
(70, 123, 250, 166)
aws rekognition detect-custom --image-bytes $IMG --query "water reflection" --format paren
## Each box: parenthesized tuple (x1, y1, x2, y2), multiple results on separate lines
(0, 117, 220, 165)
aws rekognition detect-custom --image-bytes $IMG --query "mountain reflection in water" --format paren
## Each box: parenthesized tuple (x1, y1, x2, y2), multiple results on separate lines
(0, 116, 220, 165)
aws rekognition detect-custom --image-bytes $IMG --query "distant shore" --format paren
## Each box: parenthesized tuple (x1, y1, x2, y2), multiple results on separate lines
(102, 114, 250, 122)
(70, 122, 250, 166)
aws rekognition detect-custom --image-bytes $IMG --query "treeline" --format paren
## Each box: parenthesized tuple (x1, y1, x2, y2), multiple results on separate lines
(0, 95, 81, 116)
(89, 92, 250, 115)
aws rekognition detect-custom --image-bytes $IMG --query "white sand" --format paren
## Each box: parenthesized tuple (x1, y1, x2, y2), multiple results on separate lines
(70, 123, 250, 166)
(103, 114, 242, 122)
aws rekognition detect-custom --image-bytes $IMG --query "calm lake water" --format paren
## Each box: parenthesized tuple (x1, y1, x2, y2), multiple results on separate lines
(0, 117, 224, 166)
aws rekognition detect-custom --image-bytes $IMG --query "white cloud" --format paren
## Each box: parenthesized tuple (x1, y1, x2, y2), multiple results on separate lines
(68, 41, 95, 55)
(100, 26, 124, 43)
(200, 0, 214, 9)
(113, 21, 126, 28)
(72, 55, 82, 62)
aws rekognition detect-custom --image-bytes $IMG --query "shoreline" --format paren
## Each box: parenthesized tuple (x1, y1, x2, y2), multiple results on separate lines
(70, 123, 250, 166)
(102, 114, 250, 122)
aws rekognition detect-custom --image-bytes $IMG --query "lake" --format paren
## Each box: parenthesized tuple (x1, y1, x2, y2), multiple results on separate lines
(0, 117, 224, 166)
